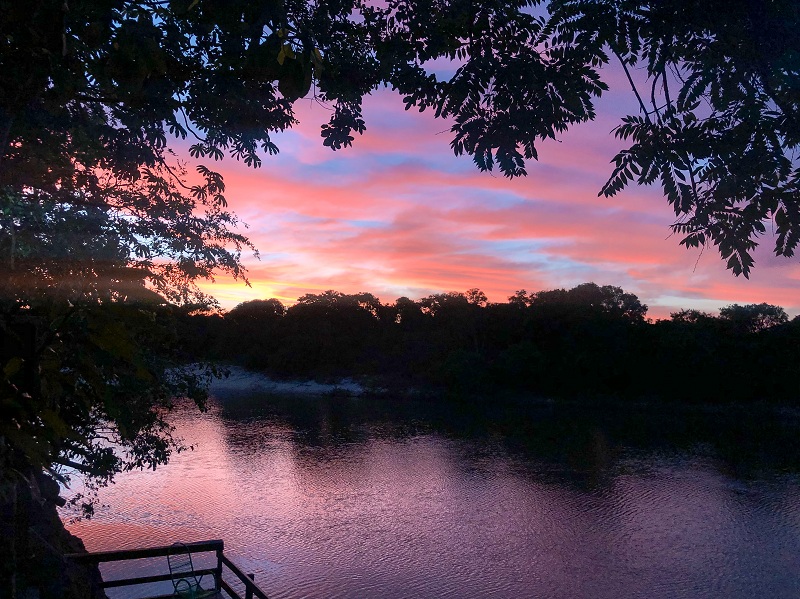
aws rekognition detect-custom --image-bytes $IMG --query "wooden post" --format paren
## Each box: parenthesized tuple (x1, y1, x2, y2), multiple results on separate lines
(215, 545, 224, 594)
(246, 573, 255, 599)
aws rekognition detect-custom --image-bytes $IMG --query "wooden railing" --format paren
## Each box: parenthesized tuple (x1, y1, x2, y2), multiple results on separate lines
(65, 539, 270, 599)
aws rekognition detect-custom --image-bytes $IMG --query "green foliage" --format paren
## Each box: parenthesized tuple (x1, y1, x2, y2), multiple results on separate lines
(0, 185, 240, 511)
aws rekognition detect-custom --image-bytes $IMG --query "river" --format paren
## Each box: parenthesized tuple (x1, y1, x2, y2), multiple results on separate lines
(65, 389, 800, 598)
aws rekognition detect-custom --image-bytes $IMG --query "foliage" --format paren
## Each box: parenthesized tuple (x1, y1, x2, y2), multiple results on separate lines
(718, 302, 789, 333)
(364, 0, 800, 275)
(1, 0, 265, 506)
(670, 309, 716, 325)
(0, 186, 241, 513)
(0, 167, 253, 306)
(578, 0, 800, 277)
(528, 283, 648, 321)
(219, 299, 288, 370)
(0, 0, 374, 191)
(1, 0, 797, 517)
(270, 291, 389, 376)
(3, 0, 797, 280)
(186, 285, 799, 403)
(0, 300, 220, 515)
(0, 85, 255, 514)
(228, 298, 287, 323)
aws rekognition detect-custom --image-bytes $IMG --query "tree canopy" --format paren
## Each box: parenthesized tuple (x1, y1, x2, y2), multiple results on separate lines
(512, 283, 648, 321)
(2, 0, 798, 277)
(0, 185, 239, 515)
(718, 302, 789, 333)
(183, 285, 799, 402)
(1, 0, 798, 528)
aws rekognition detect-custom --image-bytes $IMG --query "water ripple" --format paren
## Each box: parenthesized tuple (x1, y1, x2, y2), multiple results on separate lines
(66, 397, 800, 599)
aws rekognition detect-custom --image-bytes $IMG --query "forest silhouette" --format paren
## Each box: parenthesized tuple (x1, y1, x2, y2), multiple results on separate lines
(179, 284, 800, 403)
(2, 1, 799, 596)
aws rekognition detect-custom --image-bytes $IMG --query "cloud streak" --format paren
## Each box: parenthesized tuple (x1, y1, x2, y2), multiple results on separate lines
(197, 88, 800, 320)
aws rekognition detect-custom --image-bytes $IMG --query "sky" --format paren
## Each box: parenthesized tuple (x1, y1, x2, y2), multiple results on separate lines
(194, 74, 800, 320)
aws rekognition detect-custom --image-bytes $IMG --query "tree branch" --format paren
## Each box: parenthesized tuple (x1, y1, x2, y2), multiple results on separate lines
(53, 457, 100, 476)
(179, 108, 207, 142)
(613, 49, 651, 124)
(650, 70, 662, 121)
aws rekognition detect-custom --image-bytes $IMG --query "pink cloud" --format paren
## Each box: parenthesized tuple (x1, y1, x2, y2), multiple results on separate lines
(189, 88, 799, 319)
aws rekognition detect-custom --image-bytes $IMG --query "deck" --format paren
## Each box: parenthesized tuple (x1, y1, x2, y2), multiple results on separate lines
(66, 539, 269, 599)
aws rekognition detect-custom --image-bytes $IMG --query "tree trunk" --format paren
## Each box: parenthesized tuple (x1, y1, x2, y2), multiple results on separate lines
(0, 470, 108, 599)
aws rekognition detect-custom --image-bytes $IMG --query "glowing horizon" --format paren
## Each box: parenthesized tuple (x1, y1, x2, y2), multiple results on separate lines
(195, 87, 800, 321)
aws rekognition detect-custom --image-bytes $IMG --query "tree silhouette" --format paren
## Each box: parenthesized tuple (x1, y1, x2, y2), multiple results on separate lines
(366, 0, 800, 274)
(2, 2, 799, 589)
(179, 282, 799, 403)
(2, 1, 797, 275)
(719, 303, 789, 333)
(228, 298, 287, 323)
(529, 283, 648, 322)
(0, 188, 237, 500)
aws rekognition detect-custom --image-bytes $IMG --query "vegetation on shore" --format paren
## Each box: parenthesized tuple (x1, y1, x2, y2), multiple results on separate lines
(179, 284, 800, 404)
(2, 1, 798, 596)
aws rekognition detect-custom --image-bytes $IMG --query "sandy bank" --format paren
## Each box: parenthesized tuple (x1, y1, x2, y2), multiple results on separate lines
(208, 365, 365, 397)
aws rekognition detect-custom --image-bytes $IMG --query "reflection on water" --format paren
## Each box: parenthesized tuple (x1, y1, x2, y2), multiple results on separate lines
(66, 393, 800, 599)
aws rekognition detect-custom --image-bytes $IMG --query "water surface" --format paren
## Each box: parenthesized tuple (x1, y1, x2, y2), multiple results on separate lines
(66, 392, 800, 598)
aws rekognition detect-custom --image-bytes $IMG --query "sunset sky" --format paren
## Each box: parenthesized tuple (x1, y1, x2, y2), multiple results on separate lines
(195, 72, 800, 320)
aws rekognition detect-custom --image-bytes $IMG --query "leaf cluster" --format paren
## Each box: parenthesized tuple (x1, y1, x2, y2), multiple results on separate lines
(3, 0, 798, 278)
(1, 297, 221, 514)
(0, 167, 252, 501)
(583, 0, 800, 276)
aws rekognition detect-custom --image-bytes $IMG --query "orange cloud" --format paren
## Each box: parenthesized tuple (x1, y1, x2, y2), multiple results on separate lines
(191, 88, 799, 319)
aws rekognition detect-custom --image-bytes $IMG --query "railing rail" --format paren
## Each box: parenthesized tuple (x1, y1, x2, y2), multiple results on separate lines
(221, 554, 268, 599)
(65, 539, 270, 599)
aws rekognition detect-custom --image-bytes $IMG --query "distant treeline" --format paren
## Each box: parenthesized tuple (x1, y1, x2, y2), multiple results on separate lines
(176, 283, 800, 403)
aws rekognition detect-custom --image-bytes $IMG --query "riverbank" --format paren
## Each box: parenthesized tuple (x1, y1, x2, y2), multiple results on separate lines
(209, 365, 368, 397)
(205, 365, 800, 432)
(210, 364, 799, 410)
